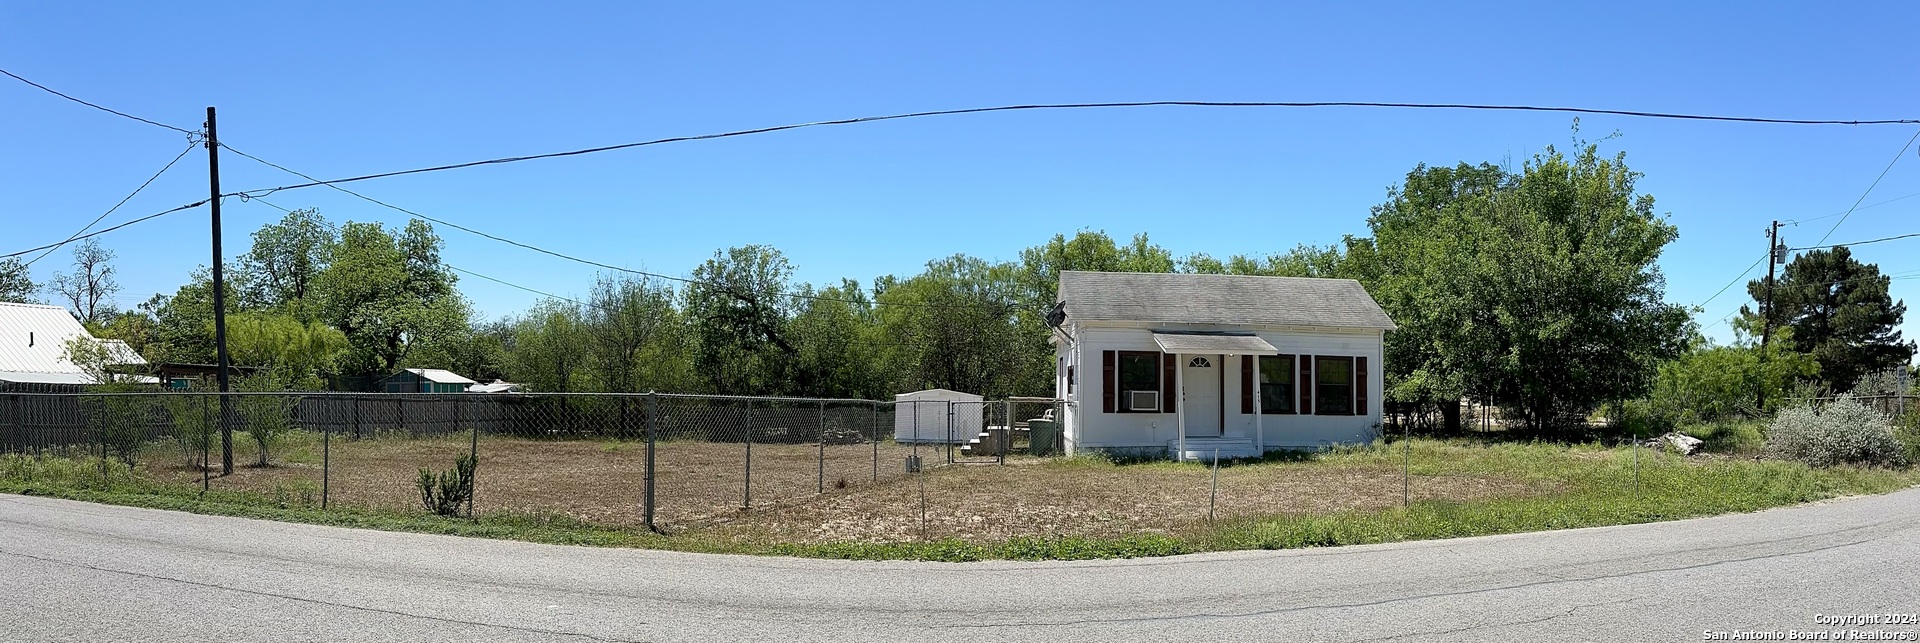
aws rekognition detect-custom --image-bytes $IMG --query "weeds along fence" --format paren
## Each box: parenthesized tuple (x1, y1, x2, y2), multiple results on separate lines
(0, 391, 1069, 532)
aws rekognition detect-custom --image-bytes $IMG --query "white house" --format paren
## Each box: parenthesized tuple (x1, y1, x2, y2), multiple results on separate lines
(0, 301, 150, 391)
(1050, 271, 1395, 459)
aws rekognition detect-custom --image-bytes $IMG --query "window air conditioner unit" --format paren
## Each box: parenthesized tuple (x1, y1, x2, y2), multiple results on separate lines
(1127, 390, 1161, 412)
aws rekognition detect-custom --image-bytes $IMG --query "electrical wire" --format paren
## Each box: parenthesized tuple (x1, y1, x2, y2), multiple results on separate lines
(1812, 129, 1920, 246)
(1782, 190, 1920, 227)
(228, 101, 1920, 199)
(1792, 231, 1920, 252)
(242, 196, 928, 350)
(221, 144, 978, 311)
(24, 141, 201, 268)
(0, 199, 211, 260)
(0, 67, 196, 135)
(1695, 252, 1769, 308)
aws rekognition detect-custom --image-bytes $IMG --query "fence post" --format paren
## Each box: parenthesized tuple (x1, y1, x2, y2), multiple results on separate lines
(1001, 400, 1011, 465)
(4, 394, 16, 457)
(817, 400, 826, 494)
(946, 400, 954, 464)
(200, 395, 210, 495)
(871, 401, 879, 483)
(743, 399, 753, 510)
(1402, 420, 1411, 508)
(466, 397, 478, 518)
(322, 398, 332, 510)
(644, 392, 658, 533)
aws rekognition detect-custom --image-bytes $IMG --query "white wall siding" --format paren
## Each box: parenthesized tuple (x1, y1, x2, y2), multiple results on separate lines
(1065, 322, 1385, 451)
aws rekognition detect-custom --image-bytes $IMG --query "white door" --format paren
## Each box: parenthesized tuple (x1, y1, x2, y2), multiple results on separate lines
(1182, 355, 1222, 436)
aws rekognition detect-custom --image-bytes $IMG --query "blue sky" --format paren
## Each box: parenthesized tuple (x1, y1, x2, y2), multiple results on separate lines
(3, 2, 1918, 346)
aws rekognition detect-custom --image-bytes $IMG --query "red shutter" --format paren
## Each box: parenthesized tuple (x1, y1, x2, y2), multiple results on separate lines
(1299, 355, 1313, 415)
(1161, 353, 1176, 413)
(1101, 351, 1115, 413)
(1240, 355, 1255, 414)
(1355, 356, 1368, 416)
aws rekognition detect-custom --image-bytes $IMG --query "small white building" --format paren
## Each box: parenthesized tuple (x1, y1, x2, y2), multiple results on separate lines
(1051, 271, 1395, 459)
(892, 388, 985, 444)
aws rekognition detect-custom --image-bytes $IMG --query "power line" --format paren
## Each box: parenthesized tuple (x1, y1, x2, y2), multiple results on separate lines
(1792, 231, 1920, 252)
(221, 144, 974, 311)
(1782, 189, 1920, 226)
(0, 199, 211, 260)
(242, 196, 928, 350)
(1696, 252, 1769, 307)
(0, 67, 196, 135)
(1812, 128, 1920, 246)
(1703, 269, 1920, 330)
(24, 141, 201, 268)
(229, 101, 1920, 199)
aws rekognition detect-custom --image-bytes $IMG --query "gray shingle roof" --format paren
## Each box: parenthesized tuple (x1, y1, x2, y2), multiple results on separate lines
(1058, 271, 1396, 330)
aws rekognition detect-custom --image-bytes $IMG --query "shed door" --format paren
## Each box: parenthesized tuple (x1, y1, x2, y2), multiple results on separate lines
(1182, 355, 1222, 436)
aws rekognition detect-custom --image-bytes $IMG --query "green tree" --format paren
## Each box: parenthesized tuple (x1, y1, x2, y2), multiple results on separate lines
(584, 274, 689, 393)
(0, 257, 37, 303)
(687, 245, 795, 395)
(225, 310, 349, 386)
(788, 279, 880, 398)
(238, 208, 335, 318)
(876, 255, 1035, 397)
(1351, 145, 1690, 432)
(506, 299, 591, 392)
(1182, 243, 1349, 278)
(1744, 245, 1914, 392)
(313, 220, 469, 378)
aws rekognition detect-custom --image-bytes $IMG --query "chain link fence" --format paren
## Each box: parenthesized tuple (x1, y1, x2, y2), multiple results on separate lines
(0, 391, 1073, 532)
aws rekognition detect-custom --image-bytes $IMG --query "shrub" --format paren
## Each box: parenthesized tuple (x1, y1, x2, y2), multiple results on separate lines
(417, 453, 477, 517)
(1764, 398, 1908, 468)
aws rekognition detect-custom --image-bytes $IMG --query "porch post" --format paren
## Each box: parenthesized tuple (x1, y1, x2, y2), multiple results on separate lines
(1254, 355, 1264, 454)
(1174, 352, 1186, 461)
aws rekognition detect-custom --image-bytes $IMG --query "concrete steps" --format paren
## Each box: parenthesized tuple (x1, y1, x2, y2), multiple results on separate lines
(1168, 437, 1260, 461)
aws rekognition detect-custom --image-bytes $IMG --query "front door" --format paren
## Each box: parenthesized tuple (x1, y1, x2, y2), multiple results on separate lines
(1182, 354, 1222, 436)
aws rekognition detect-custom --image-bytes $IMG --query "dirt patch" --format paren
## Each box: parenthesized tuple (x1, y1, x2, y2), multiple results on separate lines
(128, 434, 1546, 544)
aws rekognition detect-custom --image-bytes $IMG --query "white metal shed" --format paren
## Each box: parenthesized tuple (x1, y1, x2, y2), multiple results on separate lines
(893, 388, 985, 444)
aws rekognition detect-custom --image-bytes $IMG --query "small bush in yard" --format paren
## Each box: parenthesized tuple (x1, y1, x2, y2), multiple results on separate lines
(1765, 398, 1909, 468)
(417, 453, 477, 517)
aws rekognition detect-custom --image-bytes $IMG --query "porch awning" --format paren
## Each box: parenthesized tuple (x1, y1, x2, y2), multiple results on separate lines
(1150, 332, 1279, 356)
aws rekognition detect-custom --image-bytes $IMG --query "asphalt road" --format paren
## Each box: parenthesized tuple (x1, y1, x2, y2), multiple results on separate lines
(3, 490, 1918, 643)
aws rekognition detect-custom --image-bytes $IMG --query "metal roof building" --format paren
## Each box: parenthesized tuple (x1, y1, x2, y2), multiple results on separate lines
(0, 301, 149, 390)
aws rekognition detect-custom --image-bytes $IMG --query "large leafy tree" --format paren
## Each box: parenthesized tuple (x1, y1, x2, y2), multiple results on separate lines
(313, 220, 469, 377)
(1350, 145, 1691, 432)
(876, 255, 1033, 398)
(687, 245, 795, 395)
(584, 274, 690, 393)
(239, 208, 335, 317)
(506, 299, 591, 392)
(787, 279, 881, 399)
(1744, 246, 1913, 392)
(0, 257, 37, 304)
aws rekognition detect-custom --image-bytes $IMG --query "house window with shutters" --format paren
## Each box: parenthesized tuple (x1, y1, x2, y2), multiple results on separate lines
(1315, 356, 1354, 415)
(1114, 351, 1162, 412)
(1259, 355, 1295, 414)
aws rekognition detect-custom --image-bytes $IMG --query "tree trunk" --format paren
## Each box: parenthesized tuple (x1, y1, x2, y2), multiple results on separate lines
(1440, 399, 1462, 435)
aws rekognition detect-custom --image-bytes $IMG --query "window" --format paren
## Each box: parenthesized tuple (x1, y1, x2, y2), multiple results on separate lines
(1259, 355, 1294, 414)
(1188, 356, 1211, 368)
(1316, 356, 1354, 415)
(1067, 365, 1075, 394)
(1116, 351, 1161, 413)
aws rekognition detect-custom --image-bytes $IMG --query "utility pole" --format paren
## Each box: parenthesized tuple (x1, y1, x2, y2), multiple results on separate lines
(1757, 220, 1784, 412)
(205, 106, 234, 475)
